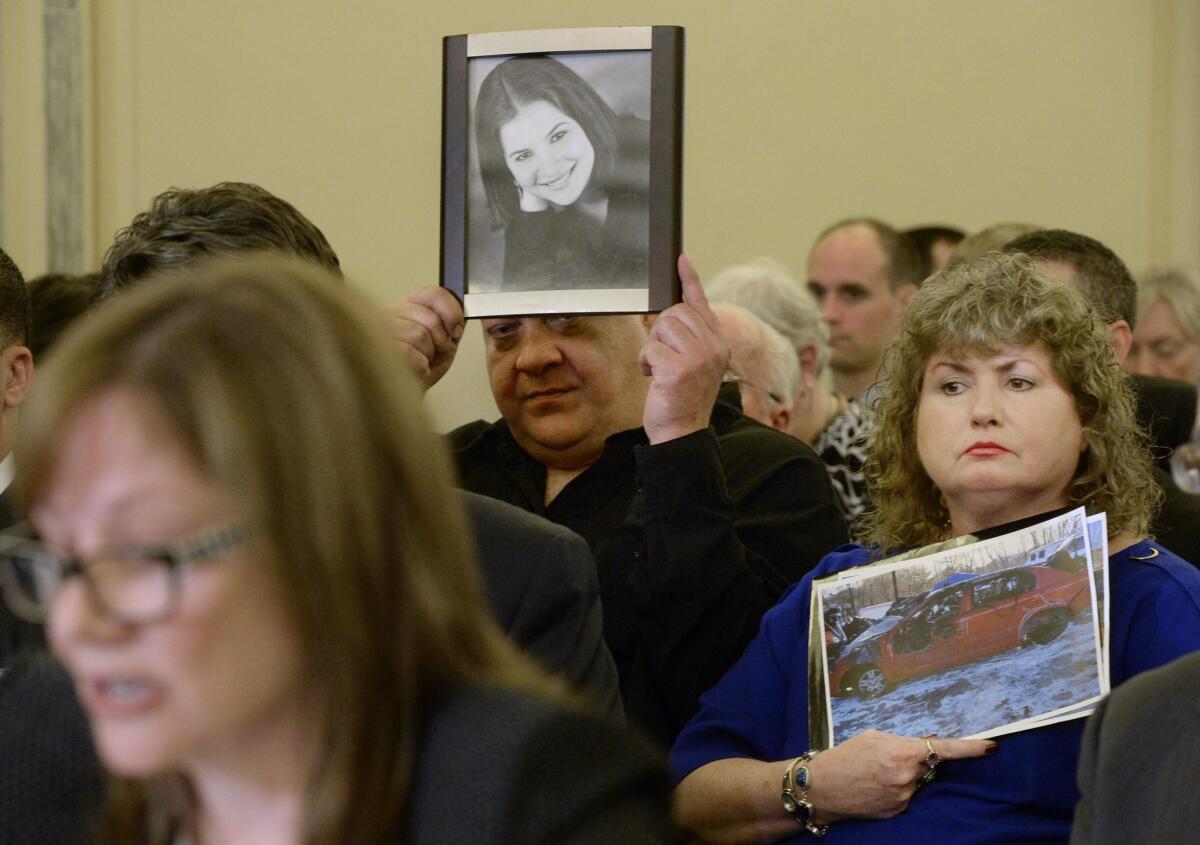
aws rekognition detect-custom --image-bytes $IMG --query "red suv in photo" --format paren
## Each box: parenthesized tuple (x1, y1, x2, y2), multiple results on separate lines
(829, 562, 1092, 698)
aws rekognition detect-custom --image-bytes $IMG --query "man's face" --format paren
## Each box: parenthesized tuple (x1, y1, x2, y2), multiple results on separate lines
(482, 315, 649, 470)
(807, 225, 914, 393)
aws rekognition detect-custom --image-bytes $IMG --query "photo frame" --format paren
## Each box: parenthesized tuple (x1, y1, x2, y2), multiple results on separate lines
(441, 26, 684, 318)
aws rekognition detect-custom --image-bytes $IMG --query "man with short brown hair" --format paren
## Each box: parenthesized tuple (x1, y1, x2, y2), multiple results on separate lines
(806, 218, 921, 398)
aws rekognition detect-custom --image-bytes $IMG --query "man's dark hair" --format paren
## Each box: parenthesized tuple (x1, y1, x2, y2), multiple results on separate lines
(99, 182, 341, 299)
(813, 217, 924, 290)
(27, 272, 98, 357)
(1003, 229, 1138, 328)
(0, 248, 30, 348)
(904, 225, 965, 280)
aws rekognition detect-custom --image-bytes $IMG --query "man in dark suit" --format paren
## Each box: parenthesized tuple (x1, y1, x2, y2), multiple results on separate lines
(1071, 650, 1200, 844)
(1005, 230, 1200, 565)
(0, 248, 42, 666)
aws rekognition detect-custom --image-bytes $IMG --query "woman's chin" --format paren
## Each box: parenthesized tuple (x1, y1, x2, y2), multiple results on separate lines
(93, 724, 183, 777)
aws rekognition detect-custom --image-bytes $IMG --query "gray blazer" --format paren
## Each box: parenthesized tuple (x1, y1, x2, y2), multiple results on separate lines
(462, 492, 622, 716)
(1072, 650, 1200, 844)
(399, 683, 674, 844)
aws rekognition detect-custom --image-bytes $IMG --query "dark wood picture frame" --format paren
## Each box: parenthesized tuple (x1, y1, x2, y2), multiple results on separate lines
(441, 26, 684, 318)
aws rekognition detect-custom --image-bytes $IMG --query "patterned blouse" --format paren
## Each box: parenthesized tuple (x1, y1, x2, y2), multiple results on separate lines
(814, 397, 873, 525)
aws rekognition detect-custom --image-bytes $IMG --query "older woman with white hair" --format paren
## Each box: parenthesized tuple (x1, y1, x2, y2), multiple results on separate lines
(711, 303, 800, 434)
(708, 258, 872, 520)
(1127, 268, 1200, 383)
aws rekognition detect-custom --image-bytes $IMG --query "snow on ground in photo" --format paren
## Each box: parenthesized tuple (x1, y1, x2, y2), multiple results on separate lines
(831, 615, 1102, 744)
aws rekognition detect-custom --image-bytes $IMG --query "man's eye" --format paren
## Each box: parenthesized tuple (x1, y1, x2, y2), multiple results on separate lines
(486, 323, 519, 341)
(806, 284, 826, 302)
(545, 316, 579, 332)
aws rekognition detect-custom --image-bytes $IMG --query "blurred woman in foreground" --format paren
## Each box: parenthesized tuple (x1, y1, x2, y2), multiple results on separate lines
(671, 253, 1200, 844)
(4, 256, 671, 844)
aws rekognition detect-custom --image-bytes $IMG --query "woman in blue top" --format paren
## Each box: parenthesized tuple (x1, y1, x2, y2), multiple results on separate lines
(671, 252, 1200, 844)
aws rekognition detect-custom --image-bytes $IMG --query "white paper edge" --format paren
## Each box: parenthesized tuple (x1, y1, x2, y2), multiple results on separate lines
(467, 27, 654, 57)
(464, 288, 649, 317)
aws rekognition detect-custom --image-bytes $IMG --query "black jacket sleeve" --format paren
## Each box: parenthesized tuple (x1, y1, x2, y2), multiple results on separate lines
(622, 426, 848, 741)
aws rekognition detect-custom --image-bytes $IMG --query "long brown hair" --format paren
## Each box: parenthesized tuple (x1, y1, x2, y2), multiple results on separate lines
(19, 255, 552, 844)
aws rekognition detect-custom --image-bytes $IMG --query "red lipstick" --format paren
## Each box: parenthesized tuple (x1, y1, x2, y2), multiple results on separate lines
(964, 441, 1011, 456)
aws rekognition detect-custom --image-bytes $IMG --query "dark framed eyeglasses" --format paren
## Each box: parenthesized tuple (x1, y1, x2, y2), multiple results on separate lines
(0, 522, 250, 625)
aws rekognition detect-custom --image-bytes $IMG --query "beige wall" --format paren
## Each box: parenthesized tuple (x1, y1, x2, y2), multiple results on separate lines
(4, 0, 1198, 430)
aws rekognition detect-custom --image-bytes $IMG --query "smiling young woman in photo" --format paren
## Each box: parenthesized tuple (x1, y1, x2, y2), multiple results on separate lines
(474, 55, 650, 291)
(0, 256, 672, 845)
(669, 253, 1200, 844)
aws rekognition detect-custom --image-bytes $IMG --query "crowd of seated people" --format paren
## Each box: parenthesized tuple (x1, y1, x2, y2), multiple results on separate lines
(0, 182, 1197, 845)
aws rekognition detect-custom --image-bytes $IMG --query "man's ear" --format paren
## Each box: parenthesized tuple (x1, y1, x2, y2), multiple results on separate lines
(896, 282, 919, 310)
(769, 404, 791, 434)
(1107, 320, 1133, 365)
(2, 345, 33, 410)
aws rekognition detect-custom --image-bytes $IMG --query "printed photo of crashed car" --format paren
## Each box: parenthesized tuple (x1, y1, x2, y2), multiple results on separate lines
(828, 562, 1092, 698)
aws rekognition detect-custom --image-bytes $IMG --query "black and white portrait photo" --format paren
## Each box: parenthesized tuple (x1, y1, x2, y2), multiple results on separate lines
(442, 27, 684, 318)
(469, 51, 651, 295)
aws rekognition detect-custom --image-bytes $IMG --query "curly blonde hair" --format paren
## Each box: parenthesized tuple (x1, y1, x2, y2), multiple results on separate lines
(864, 252, 1158, 550)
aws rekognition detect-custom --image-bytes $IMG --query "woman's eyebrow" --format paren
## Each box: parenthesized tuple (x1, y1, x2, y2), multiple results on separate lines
(994, 357, 1040, 372)
(927, 360, 970, 374)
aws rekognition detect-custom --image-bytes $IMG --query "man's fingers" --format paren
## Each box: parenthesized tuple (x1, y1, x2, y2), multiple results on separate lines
(648, 310, 704, 355)
(407, 286, 465, 342)
(383, 303, 444, 359)
(638, 339, 673, 377)
(677, 252, 720, 333)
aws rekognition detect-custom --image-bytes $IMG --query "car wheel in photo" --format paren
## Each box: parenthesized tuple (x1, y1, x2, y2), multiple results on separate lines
(850, 665, 889, 698)
(1023, 609, 1069, 646)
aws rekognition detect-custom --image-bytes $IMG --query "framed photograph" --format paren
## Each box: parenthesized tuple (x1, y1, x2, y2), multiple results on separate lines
(441, 26, 684, 318)
(808, 508, 1106, 749)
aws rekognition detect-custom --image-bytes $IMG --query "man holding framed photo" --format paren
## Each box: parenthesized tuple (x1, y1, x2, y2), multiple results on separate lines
(392, 256, 848, 746)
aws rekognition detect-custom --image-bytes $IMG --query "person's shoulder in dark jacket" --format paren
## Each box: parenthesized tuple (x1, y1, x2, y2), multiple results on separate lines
(1072, 650, 1200, 844)
(460, 491, 622, 716)
(0, 490, 48, 666)
(1151, 465, 1200, 569)
(1130, 373, 1197, 466)
(401, 682, 675, 845)
(0, 649, 103, 844)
